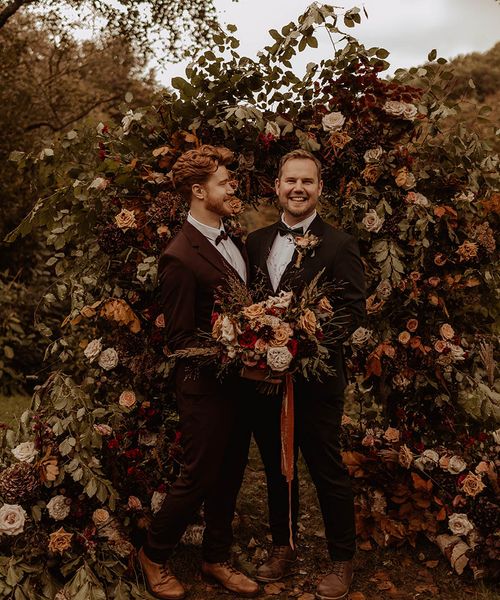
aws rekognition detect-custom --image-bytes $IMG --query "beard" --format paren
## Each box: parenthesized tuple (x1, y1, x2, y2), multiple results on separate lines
(205, 195, 233, 217)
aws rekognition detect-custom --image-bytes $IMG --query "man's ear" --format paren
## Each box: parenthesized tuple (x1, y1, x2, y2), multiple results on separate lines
(275, 178, 280, 196)
(318, 179, 324, 196)
(191, 183, 205, 200)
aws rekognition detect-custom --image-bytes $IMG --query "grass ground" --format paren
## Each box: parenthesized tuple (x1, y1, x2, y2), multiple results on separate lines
(1, 396, 498, 599)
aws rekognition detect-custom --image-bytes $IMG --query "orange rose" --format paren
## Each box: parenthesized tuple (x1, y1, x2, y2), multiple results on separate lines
(406, 319, 418, 332)
(228, 197, 244, 215)
(92, 508, 111, 526)
(427, 276, 440, 287)
(269, 323, 293, 347)
(317, 296, 334, 316)
(383, 427, 400, 443)
(119, 390, 137, 408)
(398, 331, 411, 345)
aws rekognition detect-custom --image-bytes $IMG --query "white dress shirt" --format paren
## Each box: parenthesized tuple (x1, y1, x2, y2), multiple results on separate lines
(267, 211, 317, 292)
(187, 213, 247, 283)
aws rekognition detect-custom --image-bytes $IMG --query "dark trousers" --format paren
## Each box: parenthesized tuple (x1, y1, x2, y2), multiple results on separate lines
(144, 382, 251, 564)
(252, 385, 355, 561)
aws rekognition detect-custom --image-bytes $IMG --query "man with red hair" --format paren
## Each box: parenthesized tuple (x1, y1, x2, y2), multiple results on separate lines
(138, 145, 258, 599)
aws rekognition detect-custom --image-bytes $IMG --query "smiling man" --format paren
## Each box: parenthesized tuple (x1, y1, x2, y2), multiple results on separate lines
(138, 145, 258, 599)
(245, 149, 366, 600)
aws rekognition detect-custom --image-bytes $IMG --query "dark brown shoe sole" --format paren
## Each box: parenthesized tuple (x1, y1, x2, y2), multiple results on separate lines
(315, 590, 348, 600)
(201, 573, 260, 597)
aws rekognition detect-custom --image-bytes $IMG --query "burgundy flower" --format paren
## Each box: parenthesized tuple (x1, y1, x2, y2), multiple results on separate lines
(287, 339, 298, 357)
(107, 439, 119, 449)
(238, 330, 258, 349)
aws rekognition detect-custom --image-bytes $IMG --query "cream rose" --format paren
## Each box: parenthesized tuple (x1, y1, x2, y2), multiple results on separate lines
(402, 103, 418, 120)
(383, 100, 406, 117)
(351, 327, 372, 347)
(151, 491, 166, 514)
(242, 303, 266, 320)
(449, 344, 465, 362)
(220, 316, 237, 344)
(98, 347, 119, 370)
(376, 280, 392, 300)
(297, 309, 317, 336)
(264, 121, 281, 138)
(0, 504, 27, 536)
(48, 527, 73, 554)
(362, 209, 384, 233)
(447, 455, 467, 475)
(119, 390, 137, 408)
(47, 495, 71, 521)
(266, 346, 293, 372)
(266, 291, 293, 310)
(84, 338, 102, 363)
(363, 147, 383, 163)
(395, 167, 416, 190)
(115, 208, 137, 230)
(11, 441, 38, 463)
(448, 513, 474, 537)
(92, 508, 111, 526)
(322, 111, 346, 132)
(415, 449, 439, 471)
(440, 323, 455, 340)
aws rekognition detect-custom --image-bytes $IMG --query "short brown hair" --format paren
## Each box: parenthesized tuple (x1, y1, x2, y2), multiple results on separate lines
(172, 145, 234, 199)
(277, 149, 322, 180)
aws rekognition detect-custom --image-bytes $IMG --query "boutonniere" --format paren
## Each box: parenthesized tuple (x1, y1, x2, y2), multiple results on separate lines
(293, 231, 321, 267)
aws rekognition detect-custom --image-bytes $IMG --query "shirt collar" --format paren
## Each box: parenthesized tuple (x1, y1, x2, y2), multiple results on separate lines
(280, 210, 317, 233)
(187, 212, 225, 242)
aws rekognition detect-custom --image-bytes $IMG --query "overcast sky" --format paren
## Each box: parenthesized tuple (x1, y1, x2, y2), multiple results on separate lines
(154, 0, 500, 84)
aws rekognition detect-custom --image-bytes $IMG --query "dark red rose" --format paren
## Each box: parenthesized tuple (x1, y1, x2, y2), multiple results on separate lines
(211, 312, 220, 326)
(107, 439, 119, 449)
(257, 359, 267, 370)
(124, 448, 142, 460)
(157, 483, 166, 493)
(238, 330, 258, 349)
(174, 431, 182, 444)
(287, 339, 298, 357)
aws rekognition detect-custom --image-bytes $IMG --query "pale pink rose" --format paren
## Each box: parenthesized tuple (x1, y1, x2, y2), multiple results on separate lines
(98, 347, 119, 370)
(46, 495, 71, 521)
(0, 504, 27, 536)
(155, 314, 165, 328)
(475, 461, 491, 475)
(127, 496, 143, 511)
(11, 441, 38, 463)
(119, 390, 137, 408)
(362, 209, 384, 233)
(115, 208, 137, 230)
(84, 338, 102, 363)
(447, 455, 467, 474)
(94, 424, 112, 436)
(322, 111, 346, 131)
(92, 508, 110, 526)
(448, 513, 474, 536)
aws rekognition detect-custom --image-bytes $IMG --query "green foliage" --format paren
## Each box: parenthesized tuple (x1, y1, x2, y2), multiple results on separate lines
(1, 2, 499, 592)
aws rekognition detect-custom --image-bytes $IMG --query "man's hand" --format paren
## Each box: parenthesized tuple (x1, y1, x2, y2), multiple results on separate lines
(240, 366, 283, 385)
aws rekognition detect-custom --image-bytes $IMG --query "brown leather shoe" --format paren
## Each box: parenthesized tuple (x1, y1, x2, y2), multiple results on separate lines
(315, 560, 354, 600)
(138, 548, 186, 600)
(256, 545, 298, 582)
(201, 560, 259, 597)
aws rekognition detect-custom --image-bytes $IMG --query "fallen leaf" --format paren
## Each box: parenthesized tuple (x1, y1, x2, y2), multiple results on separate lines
(297, 594, 315, 600)
(264, 582, 286, 595)
(358, 540, 372, 551)
(350, 592, 366, 600)
(415, 584, 439, 594)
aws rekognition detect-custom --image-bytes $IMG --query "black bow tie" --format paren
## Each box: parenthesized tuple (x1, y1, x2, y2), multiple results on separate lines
(277, 222, 304, 237)
(215, 230, 228, 245)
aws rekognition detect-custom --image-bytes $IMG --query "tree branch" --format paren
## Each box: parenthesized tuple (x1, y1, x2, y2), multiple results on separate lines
(24, 95, 122, 132)
(0, 0, 34, 30)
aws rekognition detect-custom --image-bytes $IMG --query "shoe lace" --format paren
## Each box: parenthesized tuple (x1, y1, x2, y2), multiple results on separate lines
(220, 561, 242, 576)
(160, 564, 174, 580)
(331, 561, 346, 577)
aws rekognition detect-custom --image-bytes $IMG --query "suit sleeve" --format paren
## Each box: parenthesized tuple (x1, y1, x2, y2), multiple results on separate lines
(331, 235, 366, 341)
(158, 254, 198, 351)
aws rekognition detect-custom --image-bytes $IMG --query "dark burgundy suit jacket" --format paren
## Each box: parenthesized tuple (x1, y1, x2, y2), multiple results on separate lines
(158, 221, 247, 395)
(246, 214, 366, 396)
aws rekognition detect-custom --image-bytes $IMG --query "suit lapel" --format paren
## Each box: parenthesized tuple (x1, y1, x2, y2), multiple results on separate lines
(258, 222, 280, 292)
(181, 222, 242, 280)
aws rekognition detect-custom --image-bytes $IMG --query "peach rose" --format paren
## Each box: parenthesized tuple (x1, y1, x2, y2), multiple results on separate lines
(228, 197, 244, 215)
(460, 472, 486, 497)
(254, 338, 269, 354)
(115, 208, 137, 230)
(318, 296, 334, 315)
(440, 323, 455, 340)
(297, 309, 317, 336)
(269, 323, 293, 347)
(383, 427, 400, 443)
(242, 303, 266, 320)
(127, 496, 143, 511)
(155, 314, 165, 328)
(119, 390, 137, 408)
(395, 167, 416, 190)
(48, 527, 73, 554)
(398, 445, 413, 469)
(427, 276, 440, 287)
(434, 340, 448, 353)
(157, 225, 170, 237)
(211, 314, 223, 339)
(362, 164, 382, 183)
(398, 331, 411, 345)
(92, 508, 111, 526)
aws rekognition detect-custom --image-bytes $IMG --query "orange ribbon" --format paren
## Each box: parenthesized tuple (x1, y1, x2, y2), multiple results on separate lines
(280, 372, 295, 549)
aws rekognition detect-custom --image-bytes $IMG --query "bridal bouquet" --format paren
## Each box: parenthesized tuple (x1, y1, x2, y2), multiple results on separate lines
(179, 272, 347, 381)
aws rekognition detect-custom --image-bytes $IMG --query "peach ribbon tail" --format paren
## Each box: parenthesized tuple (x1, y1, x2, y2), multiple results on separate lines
(280, 372, 295, 550)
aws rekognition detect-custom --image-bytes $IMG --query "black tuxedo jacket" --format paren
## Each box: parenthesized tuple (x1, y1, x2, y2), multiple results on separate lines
(158, 221, 248, 395)
(246, 214, 366, 396)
